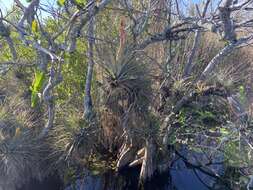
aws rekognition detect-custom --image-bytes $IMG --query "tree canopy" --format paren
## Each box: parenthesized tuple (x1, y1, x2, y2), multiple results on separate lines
(1, 0, 253, 189)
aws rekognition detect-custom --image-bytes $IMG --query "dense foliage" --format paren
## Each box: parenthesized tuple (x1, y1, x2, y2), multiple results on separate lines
(1, 0, 253, 189)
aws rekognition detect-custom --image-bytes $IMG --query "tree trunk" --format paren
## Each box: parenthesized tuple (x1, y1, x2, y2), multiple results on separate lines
(139, 137, 157, 184)
(183, 30, 200, 77)
(84, 0, 95, 120)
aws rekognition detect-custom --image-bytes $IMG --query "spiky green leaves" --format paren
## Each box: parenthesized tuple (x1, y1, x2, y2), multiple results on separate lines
(103, 50, 151, 113)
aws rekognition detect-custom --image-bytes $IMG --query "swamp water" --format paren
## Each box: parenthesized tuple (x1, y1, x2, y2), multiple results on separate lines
(18, 151, 230, 190)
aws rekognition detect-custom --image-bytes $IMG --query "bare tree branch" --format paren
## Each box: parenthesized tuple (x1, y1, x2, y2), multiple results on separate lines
(84, 0, 95, 120)
(0, 9, 17, 61)
(183, 0, 211, 77)
(199, 34, 253, 80)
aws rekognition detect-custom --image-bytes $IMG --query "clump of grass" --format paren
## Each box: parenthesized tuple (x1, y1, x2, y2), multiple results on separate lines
(171, 77, 193, 97)
(96, 47, 154, 155)
(0, 97, 45, 190)
(102, 48, 152, 114)
(210, 60, 251, 92)
(47, 109, 97, 165)
(45, 109, 101, 186)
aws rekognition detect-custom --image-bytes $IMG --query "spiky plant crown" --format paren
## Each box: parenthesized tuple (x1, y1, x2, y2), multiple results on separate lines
(0, 97, 45, 190)
(102, 48, 152, 115)
(209, 59, 252, 93)
(48, 109, 97, 165)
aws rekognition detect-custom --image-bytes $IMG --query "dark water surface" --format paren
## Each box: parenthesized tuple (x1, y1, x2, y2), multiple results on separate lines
(18, 149, 228, 190)
(63, 161, 225, 190)
(18, 162, 225, 190)
(17, 175, 63, 190)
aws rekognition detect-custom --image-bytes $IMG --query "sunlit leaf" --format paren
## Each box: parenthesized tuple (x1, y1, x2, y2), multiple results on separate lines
(31, 20, 38, 34)
(220, 128, 229, 136)
(75, 0, 87, 6)
(30, 70, 46, 108)
(57, 0, 66, 6)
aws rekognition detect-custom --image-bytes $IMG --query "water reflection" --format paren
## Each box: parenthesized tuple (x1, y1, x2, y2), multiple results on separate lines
(17, 175, 63, 190)
(64, 163, 222, 190)
(65, 151, 227, 190)
(65, 167, 141, 190)
(17, 152, 230, 190)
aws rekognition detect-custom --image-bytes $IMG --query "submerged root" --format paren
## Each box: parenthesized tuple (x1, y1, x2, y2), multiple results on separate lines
(116, 142, 137, 170)
(139, 138, 157, 184)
